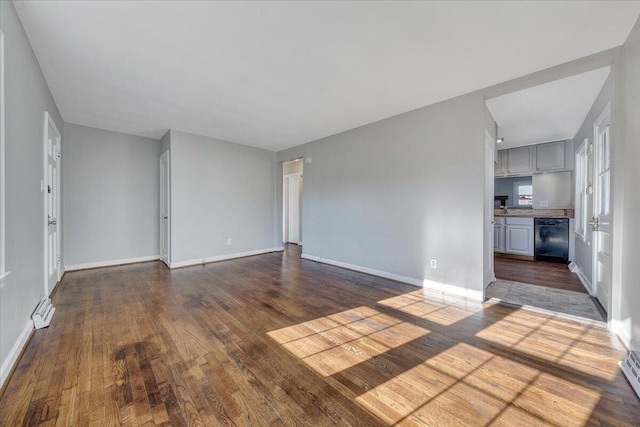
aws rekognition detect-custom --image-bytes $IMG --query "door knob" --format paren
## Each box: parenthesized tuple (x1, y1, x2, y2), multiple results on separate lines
(588, 218, 599, 231)
(163, 216, 168, 220)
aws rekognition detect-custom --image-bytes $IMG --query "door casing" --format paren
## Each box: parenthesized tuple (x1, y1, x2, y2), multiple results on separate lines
(43, 112, 61, 297)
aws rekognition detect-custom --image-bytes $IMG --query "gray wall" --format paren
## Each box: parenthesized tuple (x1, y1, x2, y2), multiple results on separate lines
(63, 123, 161, 266)
(169, 130, 277, 263)
(532, 171, 573, 209)
(160, 130, 171, 154)
(572, 74, 614, 287)
(277, 93, 486, 295)
(494, 176, 533, 207)
(615, 16, 640, 349)
(0, 1, 64, 375)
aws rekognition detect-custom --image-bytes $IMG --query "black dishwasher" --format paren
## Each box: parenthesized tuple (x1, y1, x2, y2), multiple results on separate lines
(534, 218, 569, 264)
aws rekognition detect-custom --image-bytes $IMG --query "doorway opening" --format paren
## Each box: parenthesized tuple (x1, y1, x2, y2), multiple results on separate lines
(159, 150, 171, 267)
(483, 67, 613, 323)
(44, 112, 61, 297)
(283, 159, 303, 246)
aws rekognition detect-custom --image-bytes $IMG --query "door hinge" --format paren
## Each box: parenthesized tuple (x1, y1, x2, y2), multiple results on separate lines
(57, 255, 61, 265)
(57, 151, 61, 159)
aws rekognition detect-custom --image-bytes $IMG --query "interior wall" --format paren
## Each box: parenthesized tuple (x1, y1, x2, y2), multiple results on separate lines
(615, 15, 640, 349)
(532, 172, 573, 209)
(572, 73, 614, 287)
(169, 130, 278, 264)
(0, 0, 64, 380)
(62, 123, 161, 267)
(277, 93, 487, 297)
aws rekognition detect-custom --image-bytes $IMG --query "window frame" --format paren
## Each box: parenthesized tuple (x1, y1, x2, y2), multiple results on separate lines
(574, 138, 590, 241)
(513, 181, 533, 206)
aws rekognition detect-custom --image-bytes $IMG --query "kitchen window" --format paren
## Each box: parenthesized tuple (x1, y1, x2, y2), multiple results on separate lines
(575, 138, 590, 241)
(514, 182, 533, 206)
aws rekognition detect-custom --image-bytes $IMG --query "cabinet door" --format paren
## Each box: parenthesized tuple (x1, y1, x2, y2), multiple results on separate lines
(493, 225, 504, 253)
(536, 141, 565, 171)
(505, 225, 533, 255)
(507, 147, 535, 174)
(494, 150, 506, 176)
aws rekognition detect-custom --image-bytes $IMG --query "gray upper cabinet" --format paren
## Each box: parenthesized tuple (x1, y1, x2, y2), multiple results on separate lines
(536, 141, 565, 171)
(495, 140, 574, 177)
(507, 146, 535, 175)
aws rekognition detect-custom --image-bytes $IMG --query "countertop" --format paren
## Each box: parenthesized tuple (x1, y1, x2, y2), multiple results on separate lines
(494, 208, 574, 219)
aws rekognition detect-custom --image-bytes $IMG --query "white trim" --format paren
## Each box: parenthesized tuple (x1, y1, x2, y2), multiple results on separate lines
(575, 265, 593, 294)
(159, 150, 171, 266)
(0, 30, 6, 280)
(0, 271, 10, 289)
(65, 255, 160, 272)
(170, 247, 284, 269)
(43, 112, 62, 297)
(301, 253, 423, 287)
(611, 319, 638, 352)
(0, 319, 34, 389)
(422, 279, 484, 302)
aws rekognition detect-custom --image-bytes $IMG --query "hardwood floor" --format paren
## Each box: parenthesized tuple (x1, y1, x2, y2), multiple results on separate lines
(494, 256, 587, 293)
(1, 245, 638, 426)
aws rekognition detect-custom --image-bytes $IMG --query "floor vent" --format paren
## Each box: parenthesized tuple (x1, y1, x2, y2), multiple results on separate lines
(620, 351, 640, 398)
(32, 298, 55, 329)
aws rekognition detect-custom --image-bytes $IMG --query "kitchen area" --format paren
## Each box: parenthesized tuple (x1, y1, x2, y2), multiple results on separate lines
(484, 67, 612, 322)
(488, 139, 605, 321)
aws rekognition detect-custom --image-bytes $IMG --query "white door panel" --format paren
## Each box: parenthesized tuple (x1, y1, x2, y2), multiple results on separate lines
(159, 151, 170, 266)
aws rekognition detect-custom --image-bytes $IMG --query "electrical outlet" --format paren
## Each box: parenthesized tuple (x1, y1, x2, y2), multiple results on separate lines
(430, 259, 437, 269)
(540, 201, 549, 207)
(227, 238, 232, 245)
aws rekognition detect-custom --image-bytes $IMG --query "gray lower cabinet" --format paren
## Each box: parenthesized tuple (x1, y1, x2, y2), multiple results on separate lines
(494, 217, 534, 256)
(494, 218, 505, 253)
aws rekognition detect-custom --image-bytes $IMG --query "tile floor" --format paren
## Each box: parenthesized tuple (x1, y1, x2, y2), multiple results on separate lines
(486, 279, 605, 322)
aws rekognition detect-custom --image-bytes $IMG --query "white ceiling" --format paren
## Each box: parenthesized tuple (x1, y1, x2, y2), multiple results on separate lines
(14, 1, 640, 151)
(486, 67, 611, 149)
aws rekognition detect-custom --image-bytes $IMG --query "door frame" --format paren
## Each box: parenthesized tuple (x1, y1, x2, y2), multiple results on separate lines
(283, 171, 302, 245)
(43, 111, 62, 297)
(159, 150, 171, 266)
(591, 102, 611, 317)
(483, 130, 495, 298)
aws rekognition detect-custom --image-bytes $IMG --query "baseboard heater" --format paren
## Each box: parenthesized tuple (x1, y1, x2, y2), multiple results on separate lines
(32, 298, 55, 329)
(620, 351, 640, 398)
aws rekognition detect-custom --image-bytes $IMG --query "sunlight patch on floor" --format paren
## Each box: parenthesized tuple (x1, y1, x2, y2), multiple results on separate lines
(268, 306, 430, 376)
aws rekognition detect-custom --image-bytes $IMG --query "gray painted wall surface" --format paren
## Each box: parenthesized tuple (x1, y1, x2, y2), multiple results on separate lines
(160, 130, 171, 154)
(617, 16, 640, 348)
(572, 74, 613, 287)
(62, 123, 161, 266)
(532, 171, 573, 209)
(277, 93, 486, 293)
(494, 176, 533, 207)
(0, 1, 64, 372)
(169, 130, 277, 263)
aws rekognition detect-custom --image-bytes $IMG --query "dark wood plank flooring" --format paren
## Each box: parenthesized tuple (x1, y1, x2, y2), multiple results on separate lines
(495, 256, 587, 293)
(0, 245, 637, 426)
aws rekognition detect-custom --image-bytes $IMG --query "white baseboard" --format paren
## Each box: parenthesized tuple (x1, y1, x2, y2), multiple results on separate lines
(574, 264, 593, 294)
(170, 247, 284, 269)
(301, 253, 423, 287)
(65, 255, 160, 272)
(612, 319, 639, 352)
(0, 319, 34, 389)
(422, 279, 484, 302)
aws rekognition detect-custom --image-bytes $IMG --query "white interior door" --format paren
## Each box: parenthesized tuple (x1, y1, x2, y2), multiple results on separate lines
(592, 108, 611, 312)
(159, 151, 170, 266)
(44, 113, 61, 296)
(287, 174, 301, 244)
(484, 131, 495, 293)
